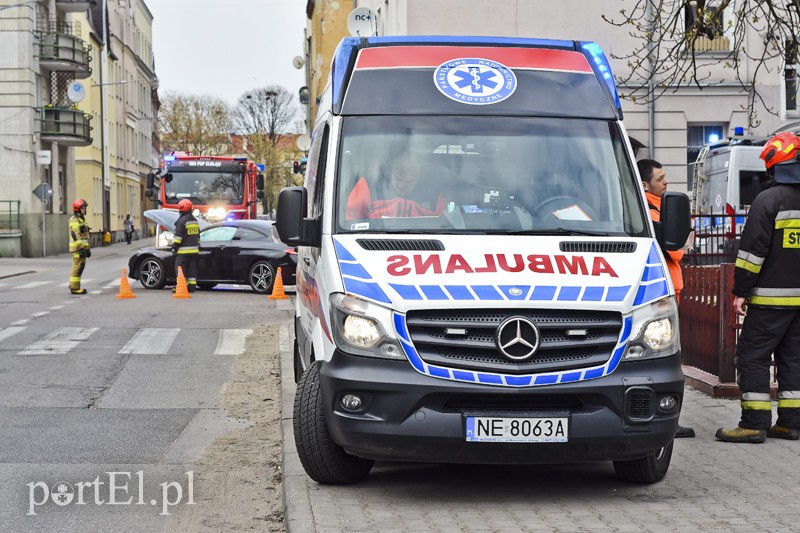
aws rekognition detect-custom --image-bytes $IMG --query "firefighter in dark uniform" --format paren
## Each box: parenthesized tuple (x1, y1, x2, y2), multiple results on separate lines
(172, 199, 200, 293)
(68, 198, 91, 295)
(717, 132, 800, 443)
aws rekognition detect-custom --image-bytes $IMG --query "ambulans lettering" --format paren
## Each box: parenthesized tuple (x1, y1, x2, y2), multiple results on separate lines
(386, 254, 618, 277)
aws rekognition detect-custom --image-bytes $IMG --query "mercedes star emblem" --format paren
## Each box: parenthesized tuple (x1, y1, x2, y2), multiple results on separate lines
(496, 316, 540, 361)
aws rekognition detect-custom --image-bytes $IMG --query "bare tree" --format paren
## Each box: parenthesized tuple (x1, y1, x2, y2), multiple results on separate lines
(159, 91, 233, 155)
(604, 0, 800, 127)
(234, 86, 300, 215)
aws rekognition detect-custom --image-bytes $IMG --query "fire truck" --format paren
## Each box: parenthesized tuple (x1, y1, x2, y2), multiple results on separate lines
(146, 154, 265, 221)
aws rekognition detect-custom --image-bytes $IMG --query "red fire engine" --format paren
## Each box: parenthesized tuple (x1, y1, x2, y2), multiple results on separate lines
(146, 154, 265, 220)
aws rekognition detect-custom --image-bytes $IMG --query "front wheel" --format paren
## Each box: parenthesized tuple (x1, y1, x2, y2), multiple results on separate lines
(613, 441, 673, 484)
(248, 260, 276, 294)
(137, 257, 166, 290)
(293, 364, 374, 484)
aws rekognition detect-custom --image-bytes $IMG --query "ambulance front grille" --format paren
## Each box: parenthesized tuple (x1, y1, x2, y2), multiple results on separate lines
(405, 309, 623, 375)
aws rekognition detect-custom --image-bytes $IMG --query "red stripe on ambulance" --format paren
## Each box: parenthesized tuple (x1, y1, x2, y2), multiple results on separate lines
(355, 46, 593, 72)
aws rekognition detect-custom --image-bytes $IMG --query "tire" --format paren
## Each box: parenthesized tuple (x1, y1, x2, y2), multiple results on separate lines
(293, 364, 374, 484)
(137, 257, 167, 290)
(613, 441, 673, 484)
(197, 282, 217, 290)
(249, 260, 276, 294)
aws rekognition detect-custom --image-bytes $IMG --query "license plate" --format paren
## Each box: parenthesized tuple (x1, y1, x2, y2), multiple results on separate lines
(465, 416, 568, 443)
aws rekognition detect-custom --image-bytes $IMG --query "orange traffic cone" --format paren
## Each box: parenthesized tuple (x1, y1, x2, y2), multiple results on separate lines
(173, 266, 191, 299)
(268, 267, 288, 300)
(116, 268, 136, 299)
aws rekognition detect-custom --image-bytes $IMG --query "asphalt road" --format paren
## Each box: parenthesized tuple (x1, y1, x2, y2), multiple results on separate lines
(0, 241, 292, 532)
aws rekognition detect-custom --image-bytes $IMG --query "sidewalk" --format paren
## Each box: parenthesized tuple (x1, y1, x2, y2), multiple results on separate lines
(0, 238, 150, 280)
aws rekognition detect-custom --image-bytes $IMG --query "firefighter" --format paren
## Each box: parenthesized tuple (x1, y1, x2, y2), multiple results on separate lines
(68, 198, 91, 295)
(172, 199, 200, 292)
(717, 131, 800, 443)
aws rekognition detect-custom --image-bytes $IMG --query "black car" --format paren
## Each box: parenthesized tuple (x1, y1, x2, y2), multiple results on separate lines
(128, 212, 296, 294)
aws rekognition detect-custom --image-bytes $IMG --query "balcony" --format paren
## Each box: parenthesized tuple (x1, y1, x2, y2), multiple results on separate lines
(36, 24, 92, 78)
(56, 0, 94, 13)
(36, 107, 93, 147)
(691, 36, 731, 53)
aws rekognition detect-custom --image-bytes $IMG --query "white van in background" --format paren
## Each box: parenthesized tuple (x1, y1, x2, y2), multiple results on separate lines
(692, 138, 770, 216)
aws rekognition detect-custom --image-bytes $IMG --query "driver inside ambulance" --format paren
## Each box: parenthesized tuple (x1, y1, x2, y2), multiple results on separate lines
(346, 153, 447, 219)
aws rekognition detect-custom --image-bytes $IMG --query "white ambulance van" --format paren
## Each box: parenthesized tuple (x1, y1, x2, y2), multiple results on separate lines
(276, 36, 692, 485)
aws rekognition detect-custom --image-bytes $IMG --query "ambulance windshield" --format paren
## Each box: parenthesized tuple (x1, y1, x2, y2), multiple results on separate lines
(335, 116, 647, 236)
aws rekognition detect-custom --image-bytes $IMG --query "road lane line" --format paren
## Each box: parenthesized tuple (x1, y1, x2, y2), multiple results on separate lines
(214, 329, 254, 355)
(31, 311, 48, 318)
(0, 326, 26, 343)
(11, 319, 29, 326)
(12, 281, 52, 290)
(19, 327, 99, 355)
(119, 328, 180, 355)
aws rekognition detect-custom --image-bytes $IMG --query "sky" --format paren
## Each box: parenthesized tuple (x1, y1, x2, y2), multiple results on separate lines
(145, 0, 307, 107)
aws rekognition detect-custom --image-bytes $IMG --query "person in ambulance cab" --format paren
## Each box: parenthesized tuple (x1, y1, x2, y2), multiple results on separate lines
(346, 153, 446, 219)
(68, 198, 91, 295)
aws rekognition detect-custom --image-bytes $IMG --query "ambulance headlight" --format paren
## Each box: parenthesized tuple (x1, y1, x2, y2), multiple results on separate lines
(330, 293, 404, 359)
(624, 296, 680, 360)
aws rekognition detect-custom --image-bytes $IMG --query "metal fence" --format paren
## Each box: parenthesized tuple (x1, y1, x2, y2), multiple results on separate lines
(685, 209, 749, 266)
(679, 264, 740, 382)
(0, 200, 20, 230)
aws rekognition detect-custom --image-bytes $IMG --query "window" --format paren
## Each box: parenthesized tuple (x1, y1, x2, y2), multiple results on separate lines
(687, 124, 726, 190)
(685, 1, 730, 52)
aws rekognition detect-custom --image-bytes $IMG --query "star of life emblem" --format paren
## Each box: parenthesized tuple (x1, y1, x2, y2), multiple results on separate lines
(433, 57, 517, 105)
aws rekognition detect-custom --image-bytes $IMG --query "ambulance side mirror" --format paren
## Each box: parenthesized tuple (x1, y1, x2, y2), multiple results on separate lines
(659, 192, 692, 251)
(275, 186, 320, 247)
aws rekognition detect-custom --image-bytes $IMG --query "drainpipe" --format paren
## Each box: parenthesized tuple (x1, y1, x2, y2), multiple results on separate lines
(646, 0, 655, 159)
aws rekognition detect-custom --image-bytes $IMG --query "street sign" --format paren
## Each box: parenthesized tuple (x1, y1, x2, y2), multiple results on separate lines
(32, 182, 53, 202)
(35, 150, 51, 165)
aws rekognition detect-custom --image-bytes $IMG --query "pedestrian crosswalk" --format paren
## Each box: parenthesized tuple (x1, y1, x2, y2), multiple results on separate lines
(0, 326, 255, 356)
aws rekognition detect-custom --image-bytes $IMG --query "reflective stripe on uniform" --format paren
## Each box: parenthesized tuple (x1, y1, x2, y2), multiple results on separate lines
(173, 236, 183, 243)
(737, 250, 765, 266)
(778, 391, 800, 399)
(735, 258, 762, 274)
(778, 399, 800, 408)
(743, 392, 772, 401)
(749, 296, 800, 306)
(741, 400, 772, 410)
(775, 218, 800, 229)
(176, 247, 199, 254)
(775, 210, 800, 221)
(69, 276, 81, 282)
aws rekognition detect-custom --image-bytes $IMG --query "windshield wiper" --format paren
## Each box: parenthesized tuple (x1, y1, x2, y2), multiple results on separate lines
(501, 228, 611, 236)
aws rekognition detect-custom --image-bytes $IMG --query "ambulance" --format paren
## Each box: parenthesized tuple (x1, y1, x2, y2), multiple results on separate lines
(276, 36, 692, 485)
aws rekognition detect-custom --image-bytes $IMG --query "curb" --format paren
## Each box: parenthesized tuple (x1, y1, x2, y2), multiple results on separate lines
(279, 322, 315, 533)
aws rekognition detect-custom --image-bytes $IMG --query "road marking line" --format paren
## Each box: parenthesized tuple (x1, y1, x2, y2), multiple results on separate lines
(0, 326, 26, 343)
(11, 319, 29, 326)
(49, 305, 65, 310)
(31, 311, 48, 318)
(19, 327, 98, 355)
(105, 278, 121, 288)
(13, 281, 52, 290)
(214, 329, 254, 355)
(119, 328, 180, 355)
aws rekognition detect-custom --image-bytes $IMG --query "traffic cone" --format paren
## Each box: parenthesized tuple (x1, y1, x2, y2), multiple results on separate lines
(116, 268, 136, 299)
(173, 266, 191, 299)
(268, 267, 288, 300)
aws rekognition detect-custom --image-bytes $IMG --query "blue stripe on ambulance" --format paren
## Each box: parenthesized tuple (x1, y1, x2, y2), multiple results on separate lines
(336, 240, 392, 304)
(393, 312, 634, 388)
(633, 243, 670, 306)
